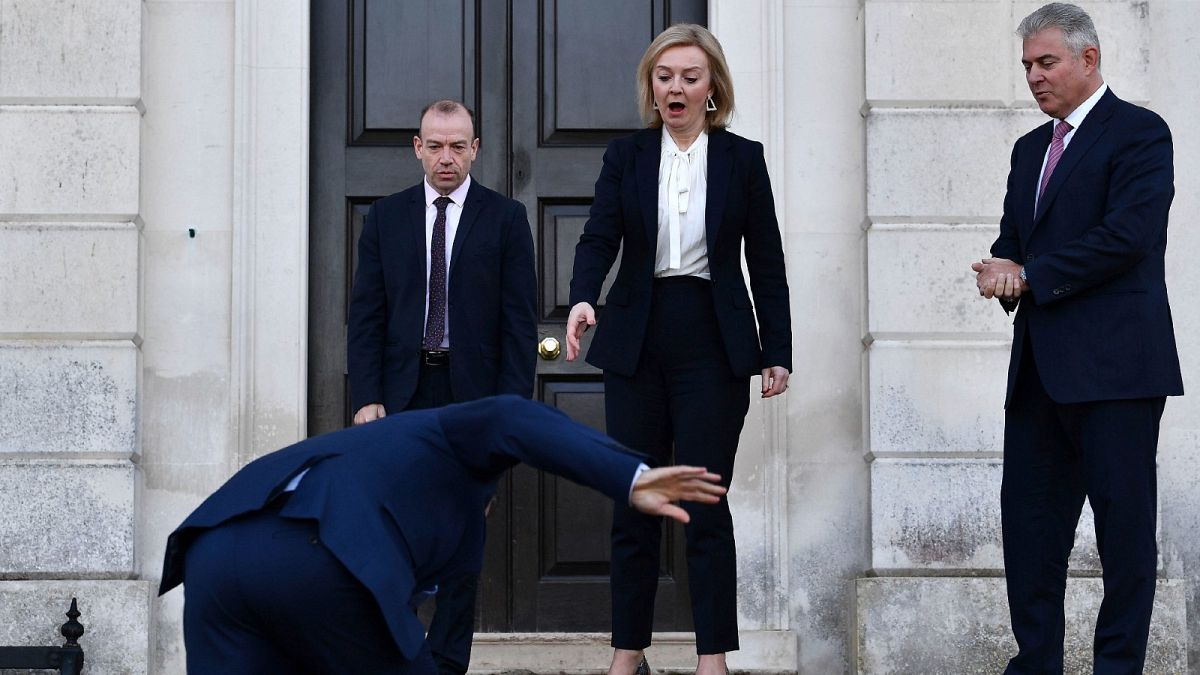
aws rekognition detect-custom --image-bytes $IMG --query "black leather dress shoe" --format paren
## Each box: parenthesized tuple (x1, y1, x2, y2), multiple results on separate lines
(634, 657, 650, 675)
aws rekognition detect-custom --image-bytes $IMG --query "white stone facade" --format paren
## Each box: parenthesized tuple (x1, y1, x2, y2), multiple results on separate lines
(1, 1, 1198, 673)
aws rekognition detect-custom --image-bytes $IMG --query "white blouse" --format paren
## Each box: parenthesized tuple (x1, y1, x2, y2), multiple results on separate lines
(655, 128, 710, 279)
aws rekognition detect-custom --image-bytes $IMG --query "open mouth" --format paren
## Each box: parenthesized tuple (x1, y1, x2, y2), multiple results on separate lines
(667, 102, 686, 113)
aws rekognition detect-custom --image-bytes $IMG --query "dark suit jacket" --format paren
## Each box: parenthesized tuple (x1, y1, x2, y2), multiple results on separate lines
(569, 128, 791, 378)
(347, 180, 537, 412)
(159, 396, 643, 663)
(991, 88, 1183, 404)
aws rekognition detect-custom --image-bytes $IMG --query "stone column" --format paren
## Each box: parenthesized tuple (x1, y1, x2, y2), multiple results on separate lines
(715, 0, 872, 671)
(138, 0, 310, 671)
(856, 1, 1187, 672)
(0, 0, 151, 672)
(1152, 2, 1200, 671)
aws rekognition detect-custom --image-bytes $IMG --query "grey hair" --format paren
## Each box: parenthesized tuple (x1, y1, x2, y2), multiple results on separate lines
(1017, 3, 1101, 63)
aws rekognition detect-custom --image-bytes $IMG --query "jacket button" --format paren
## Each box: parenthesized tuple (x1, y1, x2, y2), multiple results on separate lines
(1025, 254, 1034, 261)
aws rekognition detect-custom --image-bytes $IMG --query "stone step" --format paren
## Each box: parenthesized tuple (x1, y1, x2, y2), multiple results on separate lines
(469, 671, 795, 674)
(468, 631, 796, 673)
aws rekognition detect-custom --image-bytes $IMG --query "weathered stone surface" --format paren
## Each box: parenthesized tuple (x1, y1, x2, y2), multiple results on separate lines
(468, 630, 797, 671)
(867, 1, 1011, 105)
(0, 341, 137, 456)
(141, 0, 232, 233)
(776, 1, 870, 669)
(855, 577, 1187, 674)
(1149, 4, 1200, 672)
(0, 461, 135, 575)
(0, 0, 141, 103)
(867, 225, 1014, 335)
(0, 223, 139, 335)
(0, 107, 139, 217)
(870, 458, 1099, 572)
(0, 579, 151, 674)
(868, 340, 1009, 455)
(780, 3, 865, 237)
(867, 108, 1043, 221)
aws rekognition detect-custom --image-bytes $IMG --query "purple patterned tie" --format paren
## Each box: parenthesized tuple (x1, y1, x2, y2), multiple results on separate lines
(423, 196, 453, 350)
(1038, 121, 1073, 201)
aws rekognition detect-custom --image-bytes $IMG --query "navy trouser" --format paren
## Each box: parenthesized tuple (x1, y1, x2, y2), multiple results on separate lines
(406, 358, 475, 675)
(183, 508, 435, 674)
(606, 276, 749, 655)
(1001, 341, 1164, 675)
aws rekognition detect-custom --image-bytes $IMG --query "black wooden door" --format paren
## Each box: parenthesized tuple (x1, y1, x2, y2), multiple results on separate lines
(309, 0, 705, 633)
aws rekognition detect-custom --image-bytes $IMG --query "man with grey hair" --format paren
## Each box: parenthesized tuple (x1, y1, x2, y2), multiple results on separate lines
(972, 3, 1181, 673)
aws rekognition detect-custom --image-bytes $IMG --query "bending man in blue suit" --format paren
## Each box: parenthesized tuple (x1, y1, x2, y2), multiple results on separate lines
(973, 4, 1182, 673)
(160, 396, 725, 674)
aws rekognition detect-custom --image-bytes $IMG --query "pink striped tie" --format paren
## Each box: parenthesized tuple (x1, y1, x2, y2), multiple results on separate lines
(1038, 121, 1073, 200)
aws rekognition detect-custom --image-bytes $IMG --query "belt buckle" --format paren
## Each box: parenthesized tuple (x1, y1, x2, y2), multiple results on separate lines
(422, 350, 449, 366)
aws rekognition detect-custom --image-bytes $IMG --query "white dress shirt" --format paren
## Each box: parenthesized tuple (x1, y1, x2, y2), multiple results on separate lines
(423, 175, 472, 348)
(655, 129, 710, 279)
(1035, 82, 1108, 213)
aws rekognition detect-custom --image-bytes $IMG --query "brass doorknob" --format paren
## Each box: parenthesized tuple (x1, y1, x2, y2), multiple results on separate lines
(538, 336, 561, 360)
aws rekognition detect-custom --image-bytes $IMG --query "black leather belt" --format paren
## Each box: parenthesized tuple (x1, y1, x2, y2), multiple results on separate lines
(421, 350, 450, 366)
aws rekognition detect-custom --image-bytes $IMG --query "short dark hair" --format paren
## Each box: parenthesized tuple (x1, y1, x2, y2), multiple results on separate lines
(419, 100, 477, 139)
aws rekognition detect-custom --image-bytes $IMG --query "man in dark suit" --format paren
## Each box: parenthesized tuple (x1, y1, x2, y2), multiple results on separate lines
(160, 396, 726, 675)
(346, 100, 537, 672)
(972, 4, 1182, 673)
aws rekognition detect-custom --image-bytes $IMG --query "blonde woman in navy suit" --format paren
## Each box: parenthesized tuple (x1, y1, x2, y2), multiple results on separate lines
(565, 24, 791, 675)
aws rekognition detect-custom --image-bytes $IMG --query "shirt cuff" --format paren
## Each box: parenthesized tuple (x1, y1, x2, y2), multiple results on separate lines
(628, 463, 650, 505)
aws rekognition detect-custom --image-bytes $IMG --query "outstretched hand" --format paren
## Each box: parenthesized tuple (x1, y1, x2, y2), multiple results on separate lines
(631, 465, 726, 524)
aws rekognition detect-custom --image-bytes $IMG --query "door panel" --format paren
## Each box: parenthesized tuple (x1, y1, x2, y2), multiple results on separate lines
(310, 0, 705, 633)
(540, 0, 648, 144)
(351, 0, 475, 145)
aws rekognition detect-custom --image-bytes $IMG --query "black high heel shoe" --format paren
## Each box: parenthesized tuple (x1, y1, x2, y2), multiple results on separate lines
(634, 657, 650, 675)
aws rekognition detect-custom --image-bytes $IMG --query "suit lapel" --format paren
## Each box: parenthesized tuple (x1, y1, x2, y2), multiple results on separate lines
(1016, 123, 1052, 244)
(408, 188, 427, 284)
(635, 129, 661, 250)
(448, 180, 484, 279)
(705, 130, 732, 252)
(1032, 88, 1116, 226)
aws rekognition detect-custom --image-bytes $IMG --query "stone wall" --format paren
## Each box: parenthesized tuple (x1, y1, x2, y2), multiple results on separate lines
(0, 0, 151, 671)
(854, 0, 1196, 672)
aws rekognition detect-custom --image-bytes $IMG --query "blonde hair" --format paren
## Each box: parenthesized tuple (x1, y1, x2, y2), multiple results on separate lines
(635, 24, 735, 131)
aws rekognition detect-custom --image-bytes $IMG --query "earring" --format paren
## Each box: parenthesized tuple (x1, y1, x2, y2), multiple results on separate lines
(653, 101, 659, 110)
(705, 95, 717, 112)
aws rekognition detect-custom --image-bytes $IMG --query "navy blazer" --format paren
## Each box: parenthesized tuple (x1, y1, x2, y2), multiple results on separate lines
(991, 89, 1183, 404)
(160, 396, 643, 663)
(347, 180, 538, 412)
(569, 128, 791, 378)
